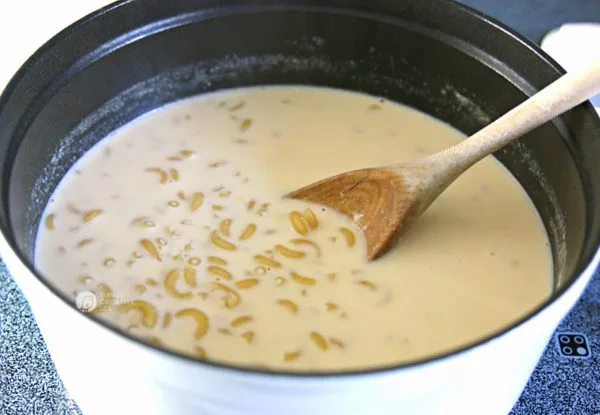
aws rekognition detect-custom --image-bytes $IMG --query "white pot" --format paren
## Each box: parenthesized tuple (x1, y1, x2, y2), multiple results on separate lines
(1, 1, 599, 414)
(2, 232, 597, 415)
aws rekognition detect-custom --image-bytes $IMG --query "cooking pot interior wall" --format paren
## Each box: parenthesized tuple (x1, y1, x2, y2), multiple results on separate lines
(6, 9, 588, 291)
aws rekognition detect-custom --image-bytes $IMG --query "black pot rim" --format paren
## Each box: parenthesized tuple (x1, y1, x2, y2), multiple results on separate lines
(1, 0, 598, 380)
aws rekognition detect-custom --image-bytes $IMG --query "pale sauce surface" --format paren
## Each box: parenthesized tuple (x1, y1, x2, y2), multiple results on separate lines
(34, 86, 553, 371)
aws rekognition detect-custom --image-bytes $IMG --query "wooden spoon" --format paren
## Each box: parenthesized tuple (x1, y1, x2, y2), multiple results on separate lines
(287, 57, 600, 261)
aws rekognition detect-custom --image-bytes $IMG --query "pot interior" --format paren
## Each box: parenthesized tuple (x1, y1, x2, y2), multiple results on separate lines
(1, 0, 600, 368)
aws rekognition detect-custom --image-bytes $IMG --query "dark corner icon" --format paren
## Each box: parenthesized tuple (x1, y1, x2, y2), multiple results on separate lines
(556, 333, 592, 358)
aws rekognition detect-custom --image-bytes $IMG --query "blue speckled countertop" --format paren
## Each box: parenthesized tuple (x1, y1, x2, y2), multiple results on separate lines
(1, 1, 599, 414)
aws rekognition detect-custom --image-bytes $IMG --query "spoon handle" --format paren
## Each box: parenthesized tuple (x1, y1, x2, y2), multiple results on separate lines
(430, 56, 600, 169)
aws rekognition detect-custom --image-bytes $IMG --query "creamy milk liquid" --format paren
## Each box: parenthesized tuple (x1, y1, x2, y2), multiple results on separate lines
(34, 86, 552, 371)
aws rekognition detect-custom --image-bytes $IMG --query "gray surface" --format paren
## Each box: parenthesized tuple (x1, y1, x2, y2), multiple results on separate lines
(1, 0, 600, 414)
(459, 0, 600, 44)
